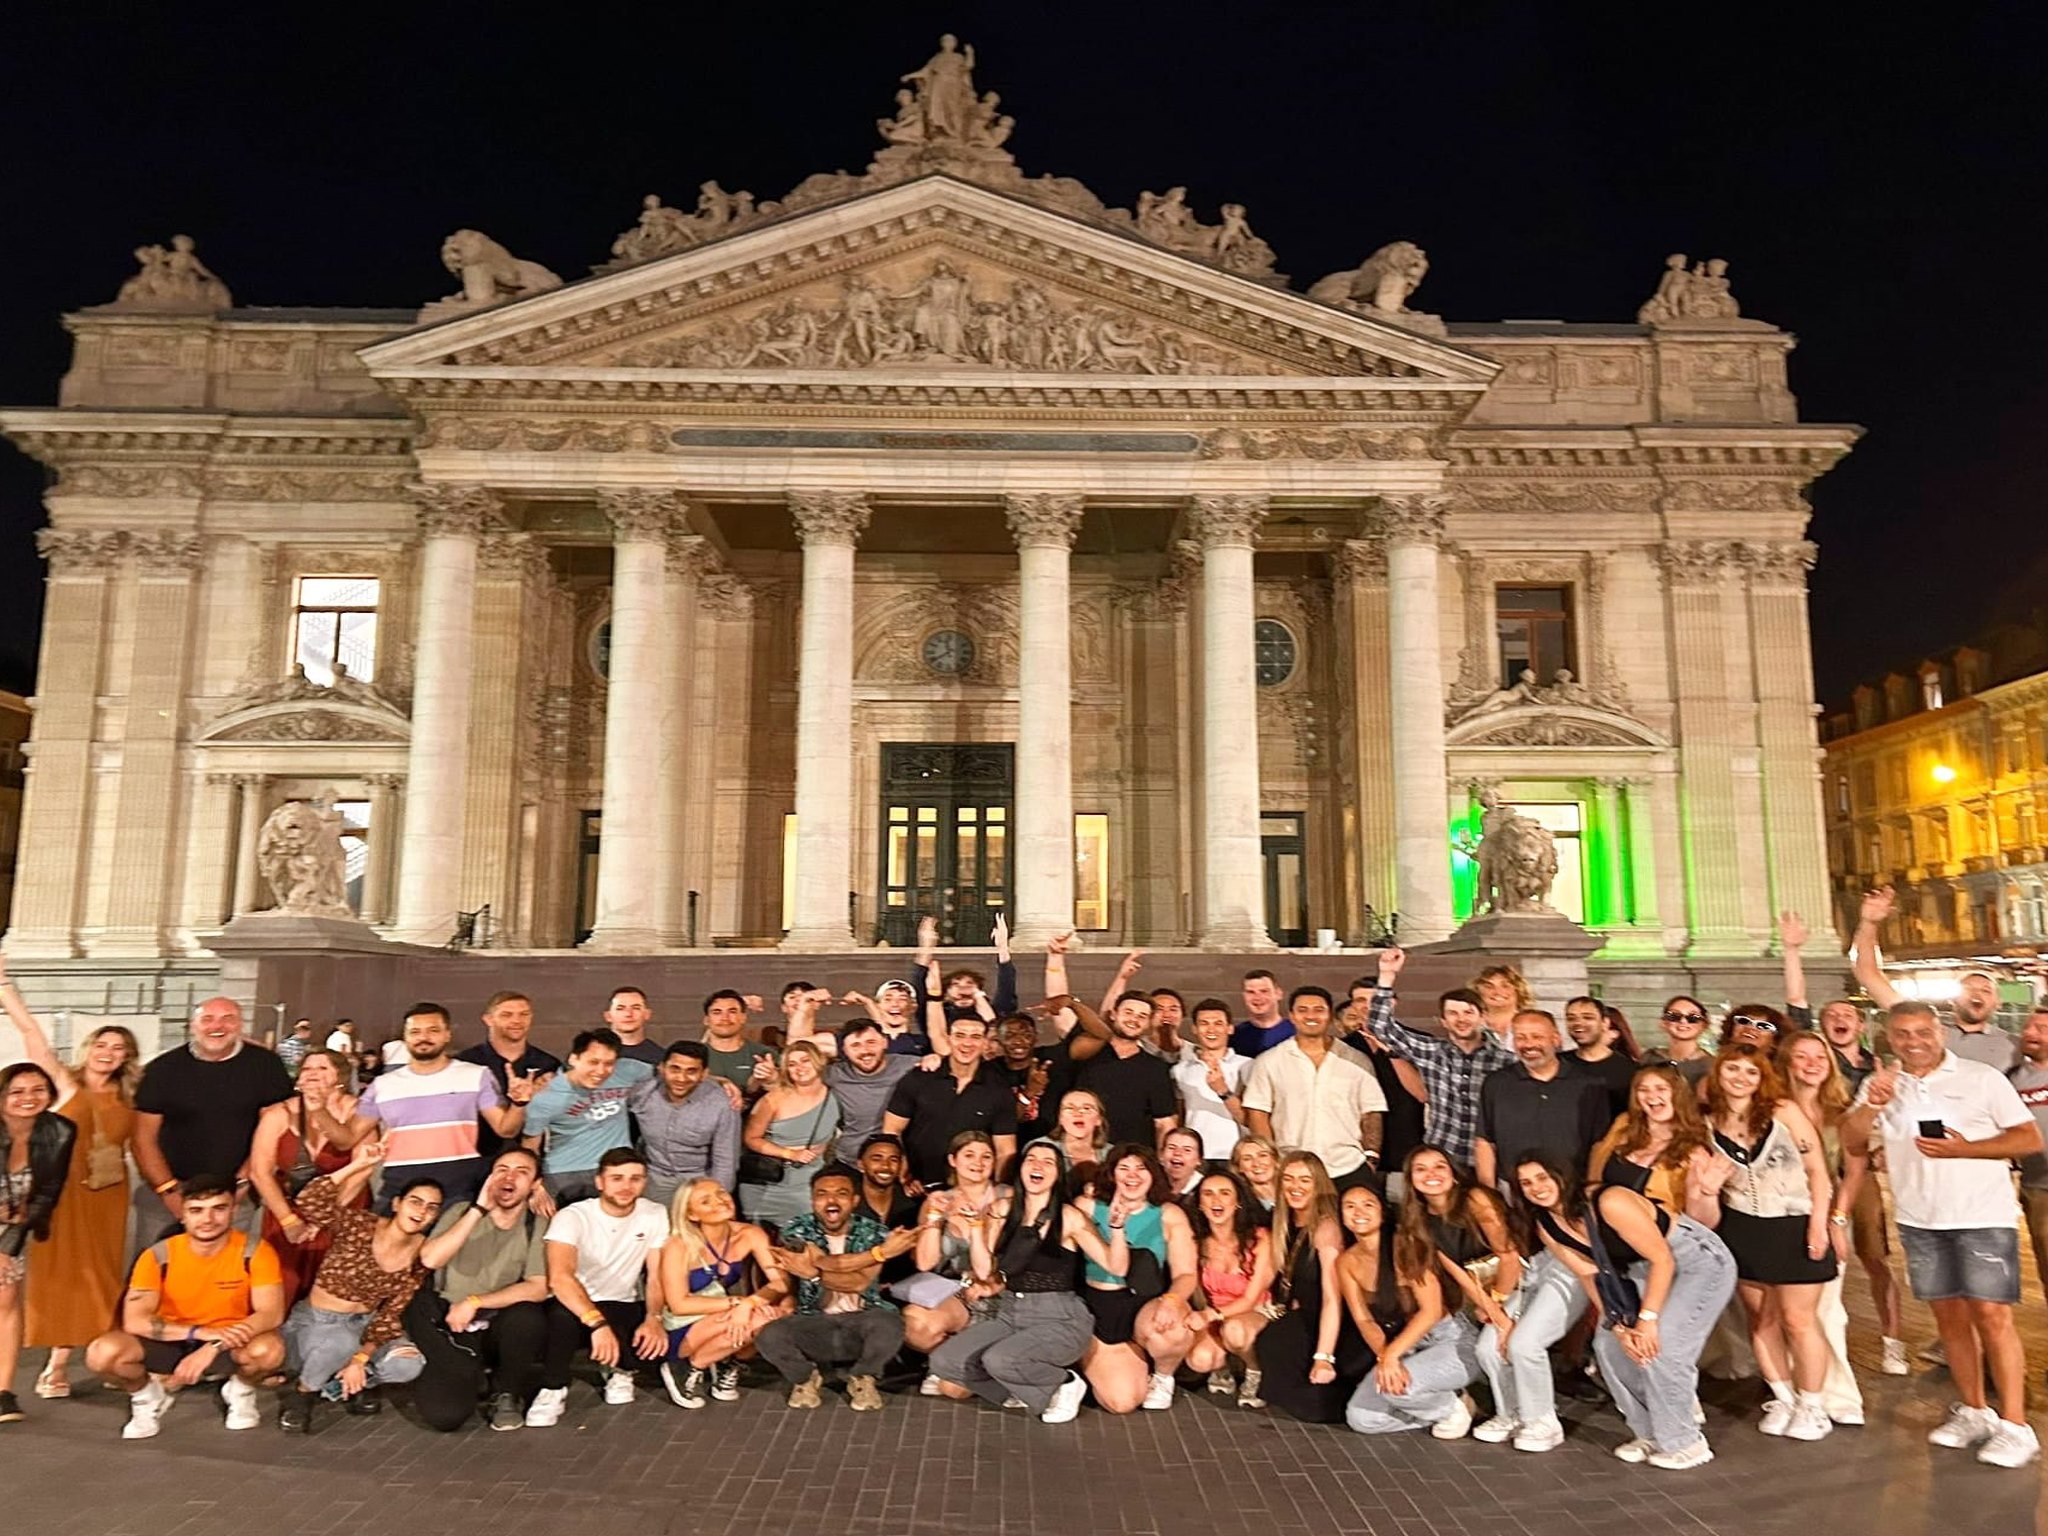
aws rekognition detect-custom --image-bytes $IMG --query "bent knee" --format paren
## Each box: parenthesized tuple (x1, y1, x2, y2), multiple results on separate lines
(238, 1333, 286, 1369)
(85, 1332, 134, 1374)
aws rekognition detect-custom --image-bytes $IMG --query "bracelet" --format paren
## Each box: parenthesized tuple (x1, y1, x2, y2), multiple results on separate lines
(1312, 1352, 1337, 1364)
(1829, 1213, 1849, 1226)
(463, 1294, 483, 1308)
(154, 1179, 179, 1196)
(581, 1311, 604, 1328)
(1638, 1309, 1660, 1322)
(348, 1351, 371, 1367)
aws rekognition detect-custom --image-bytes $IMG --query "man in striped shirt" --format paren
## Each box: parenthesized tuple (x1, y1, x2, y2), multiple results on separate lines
(319, 1004, 539, 1209)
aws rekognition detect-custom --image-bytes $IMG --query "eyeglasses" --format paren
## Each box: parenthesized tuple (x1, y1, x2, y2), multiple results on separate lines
(1730, 1015, 1780, 1034)
(1661, 1010, 1706, 1025)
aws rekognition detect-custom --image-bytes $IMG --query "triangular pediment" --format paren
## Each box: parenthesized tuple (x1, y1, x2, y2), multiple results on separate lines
(360, 178, 1497, 388)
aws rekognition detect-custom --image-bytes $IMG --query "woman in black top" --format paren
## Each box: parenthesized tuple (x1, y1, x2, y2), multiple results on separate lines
(1516, 1149, 1736, 1471)
(1253, 1152, 1362, 1423)
(928, 1138, 1127, 1424)
(0, 1063, 79, 1424)
(1339, 1179, 1479, 1436)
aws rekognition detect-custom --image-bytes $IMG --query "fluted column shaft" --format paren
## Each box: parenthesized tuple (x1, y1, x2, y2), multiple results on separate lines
(1384, 497, 1454, 941)
(392, 484, 495, 943)
(784, 492, 870, 950)
(1192, 495, 1274, 950)
(586, 490, 680, 951)
(1006, 494, 1086, 944)
(362, 773, 404, 925)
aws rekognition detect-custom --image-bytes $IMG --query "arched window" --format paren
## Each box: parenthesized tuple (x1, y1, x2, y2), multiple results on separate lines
(1254, 619, 1297, 687)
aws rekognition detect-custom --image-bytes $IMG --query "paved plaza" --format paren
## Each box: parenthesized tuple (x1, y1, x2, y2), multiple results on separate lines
(8, 1271, 2043, 1536)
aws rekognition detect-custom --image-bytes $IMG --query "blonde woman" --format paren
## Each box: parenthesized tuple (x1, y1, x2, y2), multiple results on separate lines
(0, 959, 139, 1399)
(1051, 1088, 1111, 1194)
(1473, 965, 1534, 1045)
(1254, 1152, 1360, 1422)
(1230, 1135, 1281, 1211)
(1779, 1031, 1865, 1426)
(738, 1041, 841, 1234)
(655, 1179, 788, 1409)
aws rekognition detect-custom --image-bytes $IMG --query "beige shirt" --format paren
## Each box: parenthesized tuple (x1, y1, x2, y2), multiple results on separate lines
(1241, 1038, 1388, 1178)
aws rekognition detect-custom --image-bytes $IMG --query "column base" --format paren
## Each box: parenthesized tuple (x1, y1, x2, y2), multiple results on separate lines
(82, 929, 178, 961)
(1010, 918, 1071, 948)
(581, 927, 666, 954)
(1, 930, 83, 960)
(782, 925, 856, 952)
(1197, 920, 1277, 952)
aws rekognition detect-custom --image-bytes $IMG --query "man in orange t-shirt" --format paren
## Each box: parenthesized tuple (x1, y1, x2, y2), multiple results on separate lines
(85, 1175, 286, 1440)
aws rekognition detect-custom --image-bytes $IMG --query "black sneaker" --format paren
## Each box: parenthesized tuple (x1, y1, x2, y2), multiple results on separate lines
(0, 1391, 23, 1424)
(711, 1362, 742, 1402)
(660, 1361, 707, 1409)
(279, 1388, 317, 1433)
(344, 1385, 383, 1416)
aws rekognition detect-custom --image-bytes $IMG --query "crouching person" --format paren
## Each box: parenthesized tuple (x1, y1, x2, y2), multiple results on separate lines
(86, 1175, 286, 1440)
(278, 1135, 438, 1431)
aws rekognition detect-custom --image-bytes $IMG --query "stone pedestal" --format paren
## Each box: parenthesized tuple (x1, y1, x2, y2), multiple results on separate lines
(1428, 908, 1606, 1011)
(209, 912, 410, 1019)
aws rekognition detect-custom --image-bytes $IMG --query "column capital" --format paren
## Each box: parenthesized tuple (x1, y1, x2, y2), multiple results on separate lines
(406, 481, 502, 540)
(36, 527, 128, 574)
(1004, 492, 1086, 550)
(1656, 538, 1745, 584)
(1333, 537, 1388, 584)
(363, 772, 407, 792)
(1739, 539, 1819, 586)
(1187, 494, 1267, 550)
(130, 530, 206, 576)
(1376, 494, 1450, 547)
(599, 487, 684, 542)
(788, 490, 871, 547)
(232, 771, 270, 791)
(477, 531, 552, 583)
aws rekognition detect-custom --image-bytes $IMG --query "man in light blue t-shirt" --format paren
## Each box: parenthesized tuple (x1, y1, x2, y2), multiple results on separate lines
(523, 1029, 653, 1204)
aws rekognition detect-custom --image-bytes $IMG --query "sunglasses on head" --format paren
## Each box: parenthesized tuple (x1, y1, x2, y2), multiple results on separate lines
(1730, 1014, 1780, 1034)
(1661, 1009, 1706, 1025)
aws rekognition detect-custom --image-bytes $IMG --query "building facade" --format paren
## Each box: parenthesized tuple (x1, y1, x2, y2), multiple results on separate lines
(0, 42, 1854, 993)
(1822, 622, 2048, 965)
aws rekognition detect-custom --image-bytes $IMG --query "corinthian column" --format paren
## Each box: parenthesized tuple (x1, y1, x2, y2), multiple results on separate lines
(1006, 493, 1086, 944)
(1191, 494, 1274, 950)
(784, 491, 870, 950)
(1383, 496, 1454, 941)
(585, 489, 680, 952)
(391, 483, 497, 943)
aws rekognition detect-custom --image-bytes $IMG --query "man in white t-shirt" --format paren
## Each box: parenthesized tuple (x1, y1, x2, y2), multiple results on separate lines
(1170, 999, 1249, 1160)
(526, 1147, 670, 1426)
(1845, 1001, 2042, 1469)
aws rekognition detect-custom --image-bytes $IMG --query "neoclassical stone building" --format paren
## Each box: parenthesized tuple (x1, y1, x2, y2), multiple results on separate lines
(0, 40, 1855, 999)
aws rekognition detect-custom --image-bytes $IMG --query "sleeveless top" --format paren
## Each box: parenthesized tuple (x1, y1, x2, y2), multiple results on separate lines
(999, 1204, 1081, 1293)
(686, 1231, 746, 1295)
(1198, 1236, 1262, 1309)
(1426, 1210, 1493, 1268)
(1536, 1200, 1668, 1271)
(1086, 1202, 1166, 1286)
(1348, 1243, 1410, 1337)
(1714, 1116, 1815, 1219)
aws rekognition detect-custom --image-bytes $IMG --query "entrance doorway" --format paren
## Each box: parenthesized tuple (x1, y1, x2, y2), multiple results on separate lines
(574, 811, 601, 944)
(877, 743, 1014, 946)
(1261, 812, 1308, 947)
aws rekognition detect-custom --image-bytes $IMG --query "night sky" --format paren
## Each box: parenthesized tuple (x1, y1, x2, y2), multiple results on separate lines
(2, 3, 2042, 700)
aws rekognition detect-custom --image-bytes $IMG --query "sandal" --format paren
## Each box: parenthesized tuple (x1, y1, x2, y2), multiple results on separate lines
(34, 1362, 71, 1399)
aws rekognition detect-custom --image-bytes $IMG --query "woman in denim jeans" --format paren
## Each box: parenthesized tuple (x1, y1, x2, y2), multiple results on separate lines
(1338, 1180, 1480, 1436)
(1474, 1157, 1592, 1453)
(1521, 1149, 1736, 1470)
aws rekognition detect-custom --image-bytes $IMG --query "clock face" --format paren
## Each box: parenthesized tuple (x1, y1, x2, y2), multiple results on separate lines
(922, 628, 976, 677)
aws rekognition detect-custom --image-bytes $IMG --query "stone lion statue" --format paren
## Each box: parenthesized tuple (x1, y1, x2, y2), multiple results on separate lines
(256, 795, 354, 919)
(438, 229, 562, 308)
(1472, 786, 1560, 915)
(1309, 240, 1430, 314)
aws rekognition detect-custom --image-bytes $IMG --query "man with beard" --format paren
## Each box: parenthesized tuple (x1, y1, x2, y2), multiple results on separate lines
(407, 1147, 552, 1431)
(324, 1004, 535, 1209)
(1853, 887, 2018, 1069)
(278, 1136, 441, 1430)
(457, 992, 561, 1160)
(628, 1041, 742, 1204)
(1242, 986, 1386, 1191)
(1472, 1009, 1607, 1193)
(821, 1018, 916, 1153)
(1366, 948, 1515, 1170)
(1047, 993, 1177, 1148)
(993, 1012, 1056, 1142)
(853, 1134, 921, 1288)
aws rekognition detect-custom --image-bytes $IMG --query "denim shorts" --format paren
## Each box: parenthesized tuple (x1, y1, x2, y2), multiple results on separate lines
(1897, 1224, 2020, 1305)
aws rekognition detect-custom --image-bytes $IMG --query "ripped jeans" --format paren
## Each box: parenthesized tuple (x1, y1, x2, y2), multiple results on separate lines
(282, 1301, 426, 1394)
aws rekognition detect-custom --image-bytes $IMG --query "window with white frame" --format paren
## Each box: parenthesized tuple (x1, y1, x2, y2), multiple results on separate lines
(292, 576, 380, 686)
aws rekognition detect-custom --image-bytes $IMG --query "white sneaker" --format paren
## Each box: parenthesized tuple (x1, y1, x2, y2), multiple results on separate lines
(1927, 1402, 1999, 1449)
(524, 1386, 568, 1428)
(1692, 1396, 1707, 1425)
(1758, 1400, 1793, 1436)
(1041, 1370, 1087, 1424)
(1647, 1438, 1715, 1470)
(1430, 1392, 1474, 1440)
(220, 1376, 259, 1431)
(919, 1373, 946, 1398)
(1141, 1372, 1177, 1410)
(1513, 1415, 1565, 1453)
(602, 1370, 636, 1406)
(1976, 1420, 2042, 1469)
(1471, 1413, 1519, 1444)
(121, 1379, 173, 1441)
(1880, 1337, 1910, 1376)
(1613, 1437, 1653, 1463)
(1784, 1403, 1832, 1442)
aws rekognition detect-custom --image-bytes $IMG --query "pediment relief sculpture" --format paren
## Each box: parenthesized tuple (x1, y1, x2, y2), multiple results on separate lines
(201, 664, 411, 746)
(1444, 668, 1664, 749)
(609, 258, 1286, 376)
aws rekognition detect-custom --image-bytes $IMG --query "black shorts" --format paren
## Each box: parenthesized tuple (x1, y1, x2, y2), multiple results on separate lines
(1084, 1286, 1145, 1345)
(139, 1338, 228, 1377)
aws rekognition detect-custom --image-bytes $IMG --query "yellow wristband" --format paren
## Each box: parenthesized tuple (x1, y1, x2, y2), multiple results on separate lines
(154, 1179, 179, 1195)
(464, 1294, 483, 1308)
(581, 1310, 604, 1327)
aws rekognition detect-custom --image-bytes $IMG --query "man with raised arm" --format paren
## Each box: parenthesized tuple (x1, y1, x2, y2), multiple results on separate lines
(1363, 947, 1515, 1170)
(1853, 887, 2017, 1069)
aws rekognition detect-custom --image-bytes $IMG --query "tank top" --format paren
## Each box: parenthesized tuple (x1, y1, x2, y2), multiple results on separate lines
(1714, 1116, 1815, 1219)
(686, 1233, 745, 1295)
(1198, 1235, 1261, 1309)
(1086, 1202, 1166, 1286)
(1536, 1200, 1667, 1271)
(999, 1204, 1080, 1293)
(1426, 1210, 1493, 1268)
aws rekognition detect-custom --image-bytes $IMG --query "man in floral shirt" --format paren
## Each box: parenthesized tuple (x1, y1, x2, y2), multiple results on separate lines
(752, 1164, 916, 1411)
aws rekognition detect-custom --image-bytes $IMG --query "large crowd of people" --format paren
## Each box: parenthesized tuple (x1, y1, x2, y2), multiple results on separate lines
(0, 892, 2042, 1472)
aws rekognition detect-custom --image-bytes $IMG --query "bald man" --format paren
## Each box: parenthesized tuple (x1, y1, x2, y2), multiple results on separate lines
(133, 997, 294, 1241)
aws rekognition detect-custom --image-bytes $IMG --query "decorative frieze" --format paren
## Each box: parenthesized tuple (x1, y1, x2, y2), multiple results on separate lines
(1198, 426, 1438, 461)
(49, 465, 204, 499)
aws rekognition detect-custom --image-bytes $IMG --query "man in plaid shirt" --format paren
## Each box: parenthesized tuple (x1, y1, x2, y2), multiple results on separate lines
(1359, 947, 1514, 1168)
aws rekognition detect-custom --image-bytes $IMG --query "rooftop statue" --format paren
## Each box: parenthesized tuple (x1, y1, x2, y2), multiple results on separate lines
(110, 234, 231, 311)
(422, 229, 562, 320)
(1637, 253, 1747, 325)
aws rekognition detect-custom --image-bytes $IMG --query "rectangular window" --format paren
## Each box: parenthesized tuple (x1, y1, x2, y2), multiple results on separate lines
(1074, 813, 1111, 931)
(1494, 585, 1574, 688)
(292, 575, 380, 686)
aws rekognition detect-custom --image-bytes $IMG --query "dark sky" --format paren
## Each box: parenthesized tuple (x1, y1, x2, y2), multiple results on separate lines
(2, 2, 2043, 700)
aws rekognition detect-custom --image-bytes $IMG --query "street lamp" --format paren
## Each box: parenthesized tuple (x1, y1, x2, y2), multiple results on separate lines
(1931, 763, 1958, 785)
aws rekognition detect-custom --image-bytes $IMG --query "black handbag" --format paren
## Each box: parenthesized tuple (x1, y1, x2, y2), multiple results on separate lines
(1583, 1197, 1642, 1330)
(1124, 1245, 1168, 1301)
(739, 1096, 831, 1185)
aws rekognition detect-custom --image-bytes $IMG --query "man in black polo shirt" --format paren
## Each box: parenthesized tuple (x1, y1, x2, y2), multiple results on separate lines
(880, 1016, 1017, 1194)
(1473, 1008, 1608, 1193)
(132, 997, 294, 1239)
(1046, 992, 1178, 1148)
(457, 991, 561, 1161)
